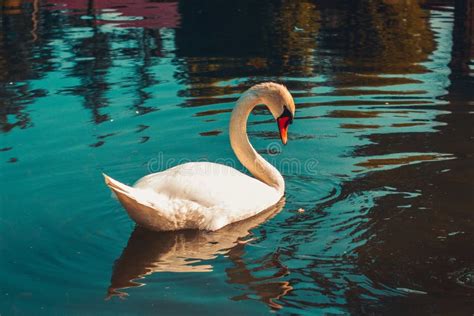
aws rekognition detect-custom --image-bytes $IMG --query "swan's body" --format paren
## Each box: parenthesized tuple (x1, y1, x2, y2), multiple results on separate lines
(104, 162, 280, 231)
(104, 82, 295, 231)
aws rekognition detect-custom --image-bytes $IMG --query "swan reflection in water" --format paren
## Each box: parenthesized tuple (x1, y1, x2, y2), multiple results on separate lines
(107, 199, 291, 309)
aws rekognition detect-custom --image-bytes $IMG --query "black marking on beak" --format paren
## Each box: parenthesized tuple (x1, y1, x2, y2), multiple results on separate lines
(278, 106, 293, 123)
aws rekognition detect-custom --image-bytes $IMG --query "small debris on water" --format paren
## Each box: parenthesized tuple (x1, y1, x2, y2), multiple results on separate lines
(298, 208, 305, 213)
(396, 287, 427, 295)
(136, 124, 149, 133)
(456, 271, 474, 289)
(97, 133, 116, 140)
(90, 141, 105, 148)
(139, 136, 150, 143)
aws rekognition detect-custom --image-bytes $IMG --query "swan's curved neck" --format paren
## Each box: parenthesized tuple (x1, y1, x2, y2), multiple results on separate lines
(229, 92, 284, 195)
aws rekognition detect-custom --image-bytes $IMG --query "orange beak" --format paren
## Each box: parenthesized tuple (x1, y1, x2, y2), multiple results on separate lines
(277, 115, 291, 145)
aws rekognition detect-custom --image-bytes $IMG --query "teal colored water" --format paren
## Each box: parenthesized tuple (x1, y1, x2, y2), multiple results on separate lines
(1, 1, 473, 314)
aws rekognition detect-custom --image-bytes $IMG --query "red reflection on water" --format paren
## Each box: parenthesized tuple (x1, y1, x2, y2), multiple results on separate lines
(44, 0, 180, 28)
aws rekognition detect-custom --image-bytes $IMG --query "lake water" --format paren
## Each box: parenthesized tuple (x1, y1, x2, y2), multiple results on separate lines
(1, 0, 473, 314)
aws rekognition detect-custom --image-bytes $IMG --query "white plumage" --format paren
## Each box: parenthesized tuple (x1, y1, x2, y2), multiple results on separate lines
(104, 82, 295, 231)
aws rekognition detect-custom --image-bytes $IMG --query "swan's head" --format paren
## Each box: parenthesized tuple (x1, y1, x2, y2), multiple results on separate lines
(249, 82, 295, 145)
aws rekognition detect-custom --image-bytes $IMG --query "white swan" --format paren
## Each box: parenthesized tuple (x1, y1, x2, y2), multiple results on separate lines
(104, 82, 295, 231)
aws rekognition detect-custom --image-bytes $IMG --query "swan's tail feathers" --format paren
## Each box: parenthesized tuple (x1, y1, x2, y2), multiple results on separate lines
(103, 173, 133, 196)
(103, 173, 175, 231)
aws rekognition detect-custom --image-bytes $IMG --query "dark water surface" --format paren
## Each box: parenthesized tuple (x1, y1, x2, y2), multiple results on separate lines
(1, 0, 473, 314)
